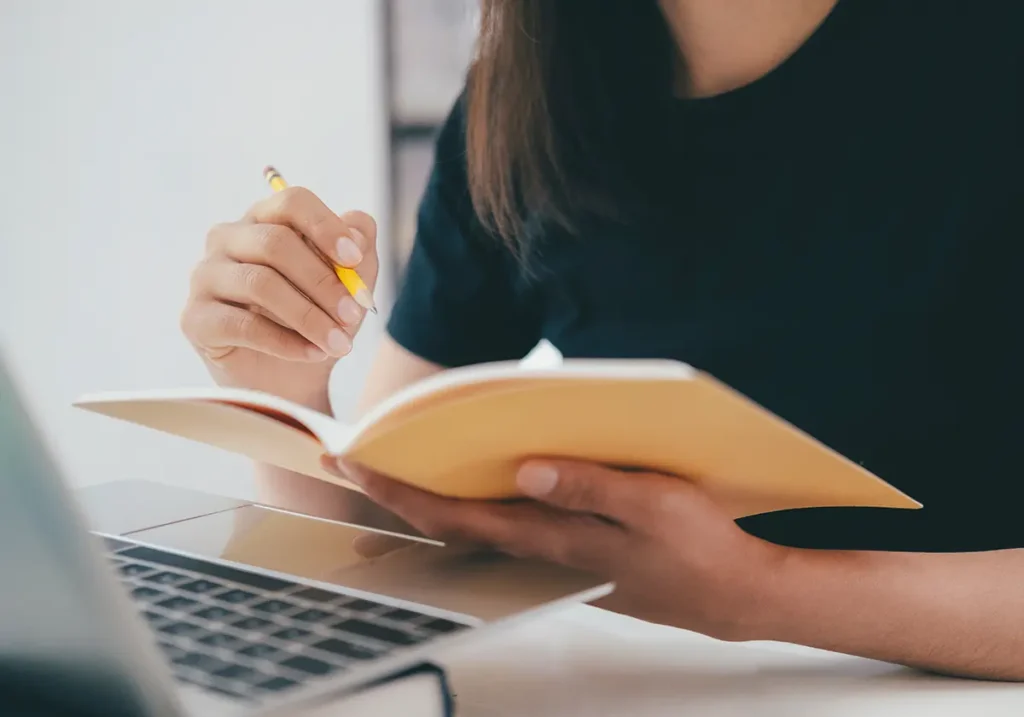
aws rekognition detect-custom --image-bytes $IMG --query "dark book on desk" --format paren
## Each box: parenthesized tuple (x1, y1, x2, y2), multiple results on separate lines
(1, 661, 453, 717)
(290, 662, 453, 717)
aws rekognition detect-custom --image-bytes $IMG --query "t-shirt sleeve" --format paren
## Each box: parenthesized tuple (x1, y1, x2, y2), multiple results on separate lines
(386, 96, 541, 367)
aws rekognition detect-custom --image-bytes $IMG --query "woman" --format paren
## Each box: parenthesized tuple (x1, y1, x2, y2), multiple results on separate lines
(181, 0, 1024, 680)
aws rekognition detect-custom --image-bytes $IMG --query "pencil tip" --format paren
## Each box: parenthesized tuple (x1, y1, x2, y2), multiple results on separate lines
(352, 287, 378, 314)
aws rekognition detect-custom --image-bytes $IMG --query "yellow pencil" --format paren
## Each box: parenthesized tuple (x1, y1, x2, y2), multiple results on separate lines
(263, 165, 377, 313)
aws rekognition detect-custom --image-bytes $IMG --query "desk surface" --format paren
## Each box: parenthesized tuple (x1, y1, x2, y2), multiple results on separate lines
(436, 606, 1024, 716)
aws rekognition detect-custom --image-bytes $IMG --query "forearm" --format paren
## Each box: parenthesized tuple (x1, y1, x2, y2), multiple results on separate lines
(758, 547, 1024, 680)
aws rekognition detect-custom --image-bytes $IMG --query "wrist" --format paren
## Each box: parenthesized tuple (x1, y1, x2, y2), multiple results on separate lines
(742, 545, 856, 645)
(731, 541, 807, 642)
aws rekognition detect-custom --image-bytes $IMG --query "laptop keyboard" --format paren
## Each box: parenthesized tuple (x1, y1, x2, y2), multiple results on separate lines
(105, 539, 469, 702)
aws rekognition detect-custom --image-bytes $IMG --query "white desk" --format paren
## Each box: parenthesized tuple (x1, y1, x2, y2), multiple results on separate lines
(436, 606, 1024, 716)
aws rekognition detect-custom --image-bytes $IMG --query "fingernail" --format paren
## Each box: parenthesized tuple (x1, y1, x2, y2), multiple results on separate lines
(327, 328, 351, 356)
(337, 296, 363, 325)
(335, 236, 363, 267)
(517, 463, 559, 497)
(306, 346, 327, 362)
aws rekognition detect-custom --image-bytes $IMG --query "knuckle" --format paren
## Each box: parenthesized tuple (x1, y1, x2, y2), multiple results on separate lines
(240, 264, 276, 299)
(220, 306, 255, 341)
(188, 258, 219, 294)
(306, 208, 336, 236)
(179, 302, 199, 339)
(275, 185, 312, 214)
(182, 301, 221, 345)
(251, 224, 292, 262)
(204, 222, 233, 253)
(186, 262, 206, 294)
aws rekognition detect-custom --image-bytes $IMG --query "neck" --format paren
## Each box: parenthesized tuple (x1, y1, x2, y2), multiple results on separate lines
(658, 0, 839, 98)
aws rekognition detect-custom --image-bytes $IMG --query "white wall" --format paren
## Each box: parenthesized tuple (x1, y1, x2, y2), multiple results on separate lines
(0, 1, 391, 499)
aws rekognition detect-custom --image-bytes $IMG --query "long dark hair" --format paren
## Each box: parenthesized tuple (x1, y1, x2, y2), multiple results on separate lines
(465, 1, 677, 250)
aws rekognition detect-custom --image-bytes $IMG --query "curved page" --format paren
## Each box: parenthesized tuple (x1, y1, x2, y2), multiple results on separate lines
(74, 393, 359, 490)
(345, 373, 921, 518)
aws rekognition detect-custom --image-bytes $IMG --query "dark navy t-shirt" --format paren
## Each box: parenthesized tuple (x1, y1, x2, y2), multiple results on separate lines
(387, 0, 1024, 552)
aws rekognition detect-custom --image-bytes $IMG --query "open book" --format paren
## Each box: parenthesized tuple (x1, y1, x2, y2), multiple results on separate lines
(74, 345, 921, 519)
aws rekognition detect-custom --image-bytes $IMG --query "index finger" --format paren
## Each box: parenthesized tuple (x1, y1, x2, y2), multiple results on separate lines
(248, 186, 365, 268)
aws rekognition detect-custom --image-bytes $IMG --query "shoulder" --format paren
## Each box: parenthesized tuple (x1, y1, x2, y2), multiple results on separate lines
(414, 92, 513, 258)
(419, 93, 473, 228)
(385, 93, 542, 367)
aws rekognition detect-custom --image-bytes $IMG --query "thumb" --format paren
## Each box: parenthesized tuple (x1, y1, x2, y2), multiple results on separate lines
(515, 460, 648, 524)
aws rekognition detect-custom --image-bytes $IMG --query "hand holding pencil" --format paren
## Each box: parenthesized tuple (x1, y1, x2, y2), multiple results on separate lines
(263, 166, 376, 313)
(180, 166, 380, 409)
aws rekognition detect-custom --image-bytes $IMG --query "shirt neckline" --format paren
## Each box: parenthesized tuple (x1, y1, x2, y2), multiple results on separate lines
(669, 0, 853, 119)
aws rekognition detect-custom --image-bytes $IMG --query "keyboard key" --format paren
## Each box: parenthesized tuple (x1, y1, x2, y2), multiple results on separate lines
(331, 619, 419, 646)
(179, 579, 224, 595)
(141, 610, 166, 623)
(292, 587, 342, 603)
(232, 616, 274, 631)
(341, 599, 383, 613)
(120, 563, 155, 577)
(172, 652, 233, 673)
(174, 671, 247, 700)
(198, 632, 245, 649)
(193, 606, 238, 621)
(213, 664, 268, 683)
(271, 627, 311, 642)
(216, 589, 257, 604)
(291, 608, 334, 624)
(256, 676, 299, 692)
(384, 608, 424, 623)
(280, 655, 336, 676)
(420, 618, 467, 635)
(119, 546, 295, 591)
(251, 599, 295, 615)
(237, 643, 284, 660)
(130, 586, 164, 602)
(141, 571, 188, 586)
(312, 638, 377, 661)
(156, 596, 200, 612)
(159, 621, 205, 638)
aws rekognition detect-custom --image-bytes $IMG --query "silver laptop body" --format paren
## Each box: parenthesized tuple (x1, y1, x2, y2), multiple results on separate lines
(0, 351, 611, 716)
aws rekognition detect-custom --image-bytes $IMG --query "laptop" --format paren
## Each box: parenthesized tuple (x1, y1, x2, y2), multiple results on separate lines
(0, 352, 612, 716)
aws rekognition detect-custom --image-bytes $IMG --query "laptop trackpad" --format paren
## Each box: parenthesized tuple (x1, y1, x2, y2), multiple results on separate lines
(128, 505, 610, 622)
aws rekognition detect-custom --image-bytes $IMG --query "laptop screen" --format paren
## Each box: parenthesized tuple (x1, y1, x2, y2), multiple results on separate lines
(0, 354, 177, 717)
